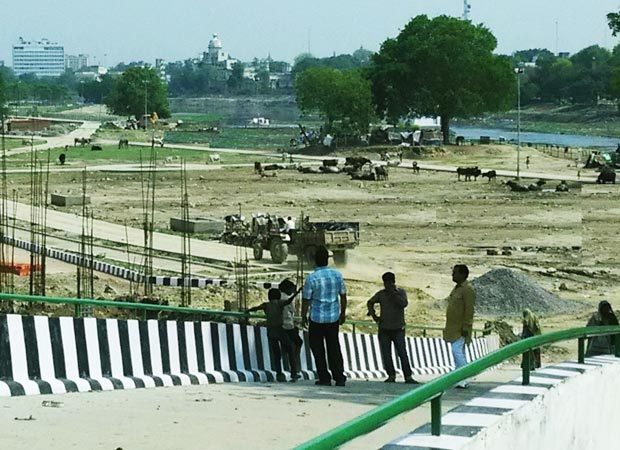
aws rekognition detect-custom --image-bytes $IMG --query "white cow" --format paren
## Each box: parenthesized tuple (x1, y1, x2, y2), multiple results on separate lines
(209, 154, 221, 163)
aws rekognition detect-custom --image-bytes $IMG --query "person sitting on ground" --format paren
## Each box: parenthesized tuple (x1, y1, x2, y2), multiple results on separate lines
(585, 300, 619, 357)
(247, 287, 301, 382)
(279, 278, 303, 381)
(521, 308, 542, 370)
(367, 272, 418, 384)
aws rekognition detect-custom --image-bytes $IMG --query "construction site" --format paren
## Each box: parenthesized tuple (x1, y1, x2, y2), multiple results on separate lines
(0, 113, 616, 349)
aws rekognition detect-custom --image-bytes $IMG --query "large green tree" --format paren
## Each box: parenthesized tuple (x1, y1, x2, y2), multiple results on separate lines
(295, 67, 374, 135)
(367, 15, 514, 143)
(106, 66, 170, 119)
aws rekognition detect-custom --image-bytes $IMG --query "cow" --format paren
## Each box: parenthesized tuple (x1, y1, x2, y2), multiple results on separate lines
(91, 144, 102, 151)
(254, 162, 263, 174)
(350, 171, 376, 181)
(209, 154, 221, 163)
(58, 153, 66, 165)
(152, 137, 164, 148)
(345, 156, 371, 169)
(597, 170, 616, 184)
(506, 180, 529, 192)
(322, 159, 339, 167)
(263, 164, 285, 171)
(387, 160, 400, 168)
(375, 165, 388, 181)
(319, 165, 340, 174)
(412, 161, 420, 174)
(481, 170, 497, 182)
(118, 139, 129, 149)
(297, 166, 320, 174)
(261, 171, 277, 178)
(556, 181, 570, 192)
(74, 137, 90, 146)
(457, 166, 481, 181)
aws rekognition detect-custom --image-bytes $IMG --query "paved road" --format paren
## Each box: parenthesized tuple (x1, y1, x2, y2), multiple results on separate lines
(7, 119, 100, 156)
(0, 366, 521, 450)
(8, 201, 280, 268)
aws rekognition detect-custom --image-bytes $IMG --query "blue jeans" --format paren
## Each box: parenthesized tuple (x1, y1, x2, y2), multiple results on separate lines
(451, 337, 468, 369)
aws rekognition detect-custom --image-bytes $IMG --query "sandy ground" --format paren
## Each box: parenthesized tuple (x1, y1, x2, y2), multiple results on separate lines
(3, 141, 615, 355)
(0, 366, 522, 450)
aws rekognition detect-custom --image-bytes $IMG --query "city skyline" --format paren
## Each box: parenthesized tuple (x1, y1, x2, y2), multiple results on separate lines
(1, 0, 618, 68)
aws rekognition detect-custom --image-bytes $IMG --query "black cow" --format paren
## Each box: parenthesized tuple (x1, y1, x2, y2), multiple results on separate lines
(118, 139, 129, 149)
(412, 161, 420, 174)
(375, 165, 388, 181)
(345, 156, 371, 168)
(457, 166, 481, 181)
(254, 162, 263, 174)
(481, 170, 496, 182)
(91, 144, 102, 151)
(322, 159, 339, 167)
(58, 153, 66, 165)
(597, 170, 616, 184)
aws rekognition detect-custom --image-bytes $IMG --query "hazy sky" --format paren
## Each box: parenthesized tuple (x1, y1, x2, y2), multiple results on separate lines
(1, 0, 619, 66)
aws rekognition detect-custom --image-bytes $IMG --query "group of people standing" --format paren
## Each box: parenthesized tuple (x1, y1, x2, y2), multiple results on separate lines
(247, 245, 479, 387)
(247, 245, 619, 388)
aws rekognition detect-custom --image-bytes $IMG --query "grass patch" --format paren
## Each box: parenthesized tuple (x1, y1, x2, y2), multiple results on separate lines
(5, 144, 283, 166)
(2, 137, 46, 151)
(165, 126, 296, 149)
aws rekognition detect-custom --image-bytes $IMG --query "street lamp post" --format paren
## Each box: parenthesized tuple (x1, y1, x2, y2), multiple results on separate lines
(515, 66, 524, 179)
(143, 80, 149, 134)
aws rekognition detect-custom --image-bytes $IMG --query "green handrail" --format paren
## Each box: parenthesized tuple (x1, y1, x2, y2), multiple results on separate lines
(0, 292, 264, 320)
(347, 319, 485, 337)
(296, 325, 620, 450)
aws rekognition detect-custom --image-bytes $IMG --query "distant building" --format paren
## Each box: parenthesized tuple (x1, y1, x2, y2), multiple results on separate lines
(74, 65, 108, 81)
(65, 54, 89, 71)
(203, 34, 238, 70)
(558, 52, 571, 59)
(12, 37, 65, 77)
(155, 58, 167, 83)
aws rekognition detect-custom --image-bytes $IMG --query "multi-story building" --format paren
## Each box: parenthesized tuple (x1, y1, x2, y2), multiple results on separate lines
(12, 37, 64, 77)
(65, 54, 89, 72)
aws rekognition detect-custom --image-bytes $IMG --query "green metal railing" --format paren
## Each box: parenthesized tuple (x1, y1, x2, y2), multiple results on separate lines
(0, 293, 484, 337)
(0, 292, 264, 321)
(347, 319, 485, 338)
(296, 326, 620, 450)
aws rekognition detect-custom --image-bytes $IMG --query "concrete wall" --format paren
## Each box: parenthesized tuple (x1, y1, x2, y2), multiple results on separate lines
(464, 360, 620, 450)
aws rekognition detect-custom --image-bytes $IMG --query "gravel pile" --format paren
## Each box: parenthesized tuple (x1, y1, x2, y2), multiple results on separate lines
(472, 268, 576, 315)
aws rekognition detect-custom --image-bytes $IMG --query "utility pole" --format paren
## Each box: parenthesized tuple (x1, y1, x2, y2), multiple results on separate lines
(463, 0, 471, 20)
(515, 66, 524, 179)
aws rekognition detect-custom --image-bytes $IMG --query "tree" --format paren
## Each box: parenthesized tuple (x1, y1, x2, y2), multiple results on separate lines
(295, 67, 374, 135)
(227, 62, 245, 92)
(367, 15, 514, 143)
(105, 66, 170, 119)
(608, 12, 620, 36)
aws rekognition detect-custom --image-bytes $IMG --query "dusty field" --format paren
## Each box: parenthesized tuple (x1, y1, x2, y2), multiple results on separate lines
(4, 142, 618, 360)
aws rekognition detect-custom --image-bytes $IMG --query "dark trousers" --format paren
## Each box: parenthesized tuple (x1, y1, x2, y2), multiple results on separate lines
(268, 328, 295, 375)
(309, 320, 345, 383)
(285, 327, 304, 374)
(378, 328, 412, 378)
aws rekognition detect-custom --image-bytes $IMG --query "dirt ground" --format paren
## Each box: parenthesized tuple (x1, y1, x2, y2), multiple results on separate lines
(4, 141, 618, 361)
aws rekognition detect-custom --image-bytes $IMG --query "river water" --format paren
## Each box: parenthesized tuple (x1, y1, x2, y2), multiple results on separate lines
(452, 126, 619, 151)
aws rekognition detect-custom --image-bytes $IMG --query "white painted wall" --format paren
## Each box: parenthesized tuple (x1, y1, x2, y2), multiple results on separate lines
(464, 360, 620, 450)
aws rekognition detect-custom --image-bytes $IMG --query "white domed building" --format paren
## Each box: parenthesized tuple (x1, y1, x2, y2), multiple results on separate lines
(204, 34, 238, 70)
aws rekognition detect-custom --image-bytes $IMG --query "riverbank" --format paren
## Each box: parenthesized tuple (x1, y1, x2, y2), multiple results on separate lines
(457, 103, 620, 139)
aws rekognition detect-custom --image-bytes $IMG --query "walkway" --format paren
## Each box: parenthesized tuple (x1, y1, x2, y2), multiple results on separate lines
(0, 366, 521, 450)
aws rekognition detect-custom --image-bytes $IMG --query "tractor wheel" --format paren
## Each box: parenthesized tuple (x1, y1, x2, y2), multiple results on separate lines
(333, 250, 347, 267)
(270, 240, 288, 264)
(253, 241, 264, 261)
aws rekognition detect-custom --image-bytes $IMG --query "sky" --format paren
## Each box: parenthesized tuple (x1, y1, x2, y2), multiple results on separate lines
(0, 0, 619, 67)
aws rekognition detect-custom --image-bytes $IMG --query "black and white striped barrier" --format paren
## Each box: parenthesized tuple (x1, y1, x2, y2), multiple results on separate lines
(383, 356, 620, 450)
(0, 313, 498, 397)
(2, 236, 281, 289)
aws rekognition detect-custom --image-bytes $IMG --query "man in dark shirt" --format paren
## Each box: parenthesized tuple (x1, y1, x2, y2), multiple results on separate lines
(367, 272, 418, 384)
(247, 288, 299, 382)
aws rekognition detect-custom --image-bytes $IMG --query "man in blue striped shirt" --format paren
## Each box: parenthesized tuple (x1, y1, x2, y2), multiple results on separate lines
(301, 246, 348, 386)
